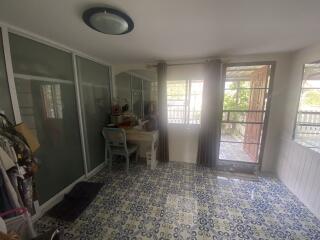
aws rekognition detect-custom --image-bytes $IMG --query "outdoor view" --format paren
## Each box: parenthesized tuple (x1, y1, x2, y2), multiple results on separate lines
(219, 65, 271, 163)
(295, 63, 320, 152)
(167, 80, 203, 124)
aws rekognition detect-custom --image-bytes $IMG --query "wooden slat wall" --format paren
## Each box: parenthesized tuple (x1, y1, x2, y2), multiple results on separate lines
(276, 138, 320, 219)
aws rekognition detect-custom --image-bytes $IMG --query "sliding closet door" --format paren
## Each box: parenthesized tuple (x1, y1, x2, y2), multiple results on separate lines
(116, 72, 132, 111)
(0, 29, 14, 121)
(143, 80, 151, 116)
(9, 33, 84, 203)
(131, 76, 143, 118)
(76, 56, 111, 171)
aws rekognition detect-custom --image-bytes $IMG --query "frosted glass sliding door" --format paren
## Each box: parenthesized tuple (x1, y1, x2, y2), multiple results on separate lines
(132, 76, 143, 118)
(9, 33, 84, 203)
(76, 56, 111, 171)
(0, 29, 14, 121)
(116, 72, 132, 111)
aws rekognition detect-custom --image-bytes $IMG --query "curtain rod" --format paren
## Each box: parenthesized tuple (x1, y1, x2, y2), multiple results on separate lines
(146, 60, 213, 68)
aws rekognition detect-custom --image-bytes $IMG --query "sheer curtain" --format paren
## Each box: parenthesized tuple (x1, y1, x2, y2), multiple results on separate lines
(197, 60, 222, 168)
(157, 62, 169, 162)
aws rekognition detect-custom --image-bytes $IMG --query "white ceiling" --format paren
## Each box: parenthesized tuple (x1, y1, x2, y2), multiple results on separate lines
(1, 0, 320, 64)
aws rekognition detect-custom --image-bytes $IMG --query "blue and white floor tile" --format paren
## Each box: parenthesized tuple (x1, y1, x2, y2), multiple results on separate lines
(35, 162, 320, 239)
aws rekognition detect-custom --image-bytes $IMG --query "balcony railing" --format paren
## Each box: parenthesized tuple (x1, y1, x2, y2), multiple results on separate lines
(296, 111, 320, 136)
(167, 105, 201, 124)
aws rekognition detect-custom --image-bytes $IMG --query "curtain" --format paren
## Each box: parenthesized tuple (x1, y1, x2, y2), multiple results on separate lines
(157, 62, 169, 162)
(197, 60, 222, 168)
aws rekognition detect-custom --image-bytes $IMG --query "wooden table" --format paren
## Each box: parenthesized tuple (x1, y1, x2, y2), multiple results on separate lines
(125, 128, 159, 169)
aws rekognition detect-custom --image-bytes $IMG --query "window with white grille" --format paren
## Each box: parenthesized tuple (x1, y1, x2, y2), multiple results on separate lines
(294, 63, 320, 152)
(167, 80, 203, 124)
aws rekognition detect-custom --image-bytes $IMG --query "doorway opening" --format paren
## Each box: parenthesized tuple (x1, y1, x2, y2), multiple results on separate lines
(218, 63, 274, 168)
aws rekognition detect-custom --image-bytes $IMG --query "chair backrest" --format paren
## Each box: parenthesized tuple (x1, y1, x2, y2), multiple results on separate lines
(102, 127, 128, 153)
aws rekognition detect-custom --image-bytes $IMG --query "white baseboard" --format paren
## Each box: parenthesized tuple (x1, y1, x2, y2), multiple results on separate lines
(32, 162, 106, 222)
(86, 162, 106, 179)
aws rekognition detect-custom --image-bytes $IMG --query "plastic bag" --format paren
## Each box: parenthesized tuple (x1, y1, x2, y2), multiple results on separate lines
(2, 208, 36, 240)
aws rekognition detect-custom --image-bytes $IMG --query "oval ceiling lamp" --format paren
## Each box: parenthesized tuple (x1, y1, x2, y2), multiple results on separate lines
(83, 7, 134, 35)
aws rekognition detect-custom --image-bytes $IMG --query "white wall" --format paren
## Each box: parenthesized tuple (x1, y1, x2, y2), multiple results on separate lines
(168, 125, 200, 163)
(275, 43, 320, 219)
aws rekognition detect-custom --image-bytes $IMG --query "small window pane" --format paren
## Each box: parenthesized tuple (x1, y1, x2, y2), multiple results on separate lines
(167, 81, 187, 124)
(222, 111, 264, 123)
(132, 91, 143, 118)
(131, 76, 142, 90)
(116, 72, 131, 111)
(167, 80, 204, 124)
(219, 142, 260, 162)
(189, 80, 203, 124)
(9, 33, 74, 80)
(220, 122, 263, 162)
(223, 89, 267, 111)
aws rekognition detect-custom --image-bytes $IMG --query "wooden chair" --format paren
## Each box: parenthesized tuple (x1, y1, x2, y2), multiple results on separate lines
(102, 127, 138, 173)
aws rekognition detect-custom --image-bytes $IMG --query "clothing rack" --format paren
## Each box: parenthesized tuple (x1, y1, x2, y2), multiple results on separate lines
(0, 113, 36, 216)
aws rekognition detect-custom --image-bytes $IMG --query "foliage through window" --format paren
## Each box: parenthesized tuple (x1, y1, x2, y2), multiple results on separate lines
(294, 63, 320, 152)
(167, 80, 203, 124)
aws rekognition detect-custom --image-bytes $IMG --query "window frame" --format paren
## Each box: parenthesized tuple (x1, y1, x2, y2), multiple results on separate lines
(292, 61, 320, 152)
(167, 79, 203, 125)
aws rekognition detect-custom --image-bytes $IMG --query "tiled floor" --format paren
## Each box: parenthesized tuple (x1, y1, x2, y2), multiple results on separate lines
(36, 162, 320, 239)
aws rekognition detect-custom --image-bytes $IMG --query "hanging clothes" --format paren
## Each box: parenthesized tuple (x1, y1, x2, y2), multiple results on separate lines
(0, 146, 15, 170)
(0, 171, 14, 212)
(0, 113, 37, 215)
(0, 138, 24, 208)
(0, 158, 21, 211)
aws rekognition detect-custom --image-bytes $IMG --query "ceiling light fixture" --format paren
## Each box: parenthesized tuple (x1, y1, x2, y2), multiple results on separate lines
(83, 7, 134, 35)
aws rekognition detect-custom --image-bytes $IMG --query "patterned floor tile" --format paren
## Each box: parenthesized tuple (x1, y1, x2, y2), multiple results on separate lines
(35, 162, 320, 239)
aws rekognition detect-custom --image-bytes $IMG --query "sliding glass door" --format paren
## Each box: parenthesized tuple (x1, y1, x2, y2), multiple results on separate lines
(218, 63, 274, 171)
(76, 56, 111, 171)
(131, 76, 143, 119)
(9, 33, 84, 203)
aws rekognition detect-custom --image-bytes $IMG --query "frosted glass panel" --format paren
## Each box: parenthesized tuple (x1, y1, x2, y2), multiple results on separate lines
(9, 33, 74, 80)
(143, 80, 151, 116)
(116, 72, 131, 110)
(132, 91, 143, 118)
(14, 78, 84, 203)
(10, 35, 84, 203)
(76, 56, 111, 171)
(131, 76, 142, 90)
(0, 30, 14, 121)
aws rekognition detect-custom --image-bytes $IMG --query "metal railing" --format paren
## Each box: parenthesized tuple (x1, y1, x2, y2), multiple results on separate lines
(296, 111, 320, 135)
(167, 105, 201, 124)
(222, 110, 265, 124)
